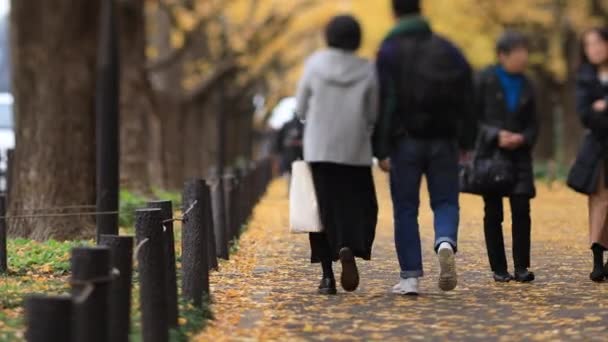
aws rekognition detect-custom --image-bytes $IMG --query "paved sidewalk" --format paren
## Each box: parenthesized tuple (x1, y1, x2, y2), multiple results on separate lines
(196, 173, 608, 341)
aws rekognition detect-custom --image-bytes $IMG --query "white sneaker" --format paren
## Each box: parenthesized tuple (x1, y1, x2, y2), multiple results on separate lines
(438, 242, 458, 291)
(392, 278, 419, 295)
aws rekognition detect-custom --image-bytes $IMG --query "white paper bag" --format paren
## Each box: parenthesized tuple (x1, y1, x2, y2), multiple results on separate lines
(289, 161, 323, 233)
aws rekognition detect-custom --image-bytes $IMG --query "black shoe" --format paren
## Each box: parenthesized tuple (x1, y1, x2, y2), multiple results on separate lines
(514, 269, 535, 283)
(591, 266, 605, 283)
(339, 247, 359, 292)
(493, 272, 513, 283)
(604, 262, 608, 278)
(318, 277, 337, 295)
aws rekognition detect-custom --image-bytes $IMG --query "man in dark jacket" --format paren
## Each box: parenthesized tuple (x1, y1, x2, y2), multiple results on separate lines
(375, 0, 475, 295)
(475, 31, 538, 283)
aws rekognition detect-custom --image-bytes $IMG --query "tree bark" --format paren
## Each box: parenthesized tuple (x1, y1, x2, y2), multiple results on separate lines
(118, 0, 157, 192)
(8, 0, 100, 240)
(148, 4, 185, 189)
(562, 22, 583, 163)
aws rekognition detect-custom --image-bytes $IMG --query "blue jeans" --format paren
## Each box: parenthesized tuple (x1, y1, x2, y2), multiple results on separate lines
(390, 137, 460, 278)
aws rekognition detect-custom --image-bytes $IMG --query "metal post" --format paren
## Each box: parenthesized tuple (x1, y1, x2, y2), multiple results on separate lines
(25, 295, 72, 342)
(147, 200, 179, 328)
(96, 0, 120, 242)
(71, 246, 112, 342)
(99, 235, 133, 342)
(135, 208, 169, 342)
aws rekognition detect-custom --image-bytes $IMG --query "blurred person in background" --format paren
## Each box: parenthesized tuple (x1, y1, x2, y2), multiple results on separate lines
(273, 113, 304, 191)
(475, 31, 539, 283)
(568, 27, 608, 282)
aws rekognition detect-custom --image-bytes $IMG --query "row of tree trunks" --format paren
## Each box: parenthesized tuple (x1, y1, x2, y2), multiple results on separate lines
(7, 0, 261, 239)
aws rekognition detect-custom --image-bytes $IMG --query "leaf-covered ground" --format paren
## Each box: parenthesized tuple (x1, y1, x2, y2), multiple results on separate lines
(0, 224, 208, 342)
(197, 172, 608, 341)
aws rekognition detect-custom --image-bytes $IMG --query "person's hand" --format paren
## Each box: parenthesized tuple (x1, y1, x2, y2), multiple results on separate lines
(509, 133, 525, 149)
(379, 158, 391, 173)
(499, 130, 525, 150)
(498, 130, 514, 149)
(459, 150, 473, 164)
(593, 99, 607, 113)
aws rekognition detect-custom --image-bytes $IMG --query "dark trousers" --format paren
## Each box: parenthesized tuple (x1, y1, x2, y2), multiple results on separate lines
(483, 195, 531, 273)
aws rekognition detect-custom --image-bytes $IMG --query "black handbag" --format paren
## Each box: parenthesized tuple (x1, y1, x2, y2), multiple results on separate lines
(567, 131, 606, 195)
(460, 143, 516, 196)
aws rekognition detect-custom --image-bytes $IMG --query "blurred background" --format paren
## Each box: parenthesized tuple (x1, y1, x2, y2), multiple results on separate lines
(140, 0, 608, 186)
(0, 0, 608, 239)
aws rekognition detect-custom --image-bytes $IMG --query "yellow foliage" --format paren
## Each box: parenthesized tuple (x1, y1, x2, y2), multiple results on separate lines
(153, 0, 606, 107)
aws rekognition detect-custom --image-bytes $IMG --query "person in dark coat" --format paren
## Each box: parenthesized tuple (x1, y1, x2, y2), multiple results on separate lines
(296, 15, 379, 295)
(475, 31, 539, 283)
(274, 114, 304, 176)
(568, 27, 608, 282)
(375, 0, 475, 295)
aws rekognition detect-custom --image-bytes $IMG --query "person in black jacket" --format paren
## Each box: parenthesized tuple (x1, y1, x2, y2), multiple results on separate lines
(568, 27, 608, 282)
(375, 0, 475, 295)
(475, 31, 539, 283)
(274, 114, 304, 177)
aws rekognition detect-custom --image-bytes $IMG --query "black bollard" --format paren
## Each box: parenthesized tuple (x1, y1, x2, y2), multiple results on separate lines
(249, 162, 258, 212)
(135, 208, 169, 342)
(235, 167, 246, 230)
(209, 170, 229, 260)
(25, 295, 72, 342)
(203, 182, 218, 271)
(98, 235, 133, 342)
(243, 167, 253, 220)
(182, 179, 210, 307)
(71, 246, 112, 342)
(223, 172, 236, 244)
(0, 195, 6, 274)
(147, 200, 179, 328)
(232, 172, 243, 239)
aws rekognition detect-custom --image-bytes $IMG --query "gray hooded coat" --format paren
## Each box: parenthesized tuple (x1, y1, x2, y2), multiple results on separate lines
(296, 49, 379, 166)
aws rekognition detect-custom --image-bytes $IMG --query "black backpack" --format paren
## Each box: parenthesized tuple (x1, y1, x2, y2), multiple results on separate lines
(393, 33, 469, 137)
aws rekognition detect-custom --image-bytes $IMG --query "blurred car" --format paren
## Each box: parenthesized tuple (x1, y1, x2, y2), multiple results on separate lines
(0, 92, 14, 191)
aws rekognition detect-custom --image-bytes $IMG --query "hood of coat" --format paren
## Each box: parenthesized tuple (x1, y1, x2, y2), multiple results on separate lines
(306, 49, 372, 86)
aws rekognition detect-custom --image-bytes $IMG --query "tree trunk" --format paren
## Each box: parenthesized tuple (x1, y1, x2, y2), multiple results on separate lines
(148, 5, 186, 189)
(9, 0, 100, 240)
(531, 69, 556, 162)
(562, 22, 583, 164)
(118, 0, 156, 192)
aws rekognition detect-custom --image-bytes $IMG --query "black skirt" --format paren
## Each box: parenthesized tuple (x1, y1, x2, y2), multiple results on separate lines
(309, 163, 378, 263)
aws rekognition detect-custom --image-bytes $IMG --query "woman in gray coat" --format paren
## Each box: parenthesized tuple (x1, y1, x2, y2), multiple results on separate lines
(296, 15, 379, 295)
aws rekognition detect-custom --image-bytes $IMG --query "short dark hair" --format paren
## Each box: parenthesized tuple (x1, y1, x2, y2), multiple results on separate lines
(580, 27, 608, 66)
(325, 15, 362, 52)
(496, 30, 529, 55)
(392, 0, 421, 17)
